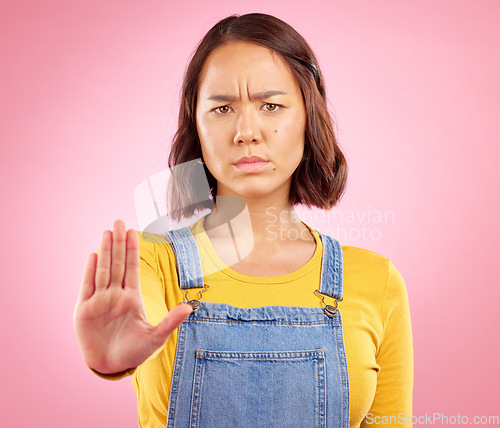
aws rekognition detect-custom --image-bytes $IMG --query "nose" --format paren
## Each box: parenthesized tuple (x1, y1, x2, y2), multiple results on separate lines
(234, 107, 261, 145)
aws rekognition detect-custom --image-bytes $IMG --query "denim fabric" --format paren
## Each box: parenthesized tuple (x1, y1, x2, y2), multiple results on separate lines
(164, 227, 350, 428)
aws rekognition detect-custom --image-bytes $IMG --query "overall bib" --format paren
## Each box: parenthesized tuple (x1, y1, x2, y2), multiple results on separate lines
(163, 226, 350, 428)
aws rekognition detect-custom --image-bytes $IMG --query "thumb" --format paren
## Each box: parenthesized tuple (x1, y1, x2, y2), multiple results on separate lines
(150, 303, 193, 347)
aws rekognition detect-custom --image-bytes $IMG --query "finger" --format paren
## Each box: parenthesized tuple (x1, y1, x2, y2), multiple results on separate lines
(109, 220, 127, 289)
(95, 230, 111, 291)
(124, 228, 140, 291)
(77, 253, 97, 303)
(150, 304, 193, 348)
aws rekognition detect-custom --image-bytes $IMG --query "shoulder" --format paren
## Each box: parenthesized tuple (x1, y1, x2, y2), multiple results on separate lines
(136, 231, 176, 264)
(341, 245, 390, 264)
(341, 245, 391, 279)
(136, 220, 203, 263)
(341, 245, 407, 303)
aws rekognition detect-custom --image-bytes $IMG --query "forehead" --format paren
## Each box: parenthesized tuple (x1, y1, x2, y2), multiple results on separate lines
(197, 41, 300, 95)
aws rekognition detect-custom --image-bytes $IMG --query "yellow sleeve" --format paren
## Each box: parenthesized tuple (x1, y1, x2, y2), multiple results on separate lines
(90, 231, 170, 381)
(361, 260, 414, 427)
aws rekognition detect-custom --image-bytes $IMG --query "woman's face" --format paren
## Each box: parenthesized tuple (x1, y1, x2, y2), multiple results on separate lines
(196, 41, 306, 204)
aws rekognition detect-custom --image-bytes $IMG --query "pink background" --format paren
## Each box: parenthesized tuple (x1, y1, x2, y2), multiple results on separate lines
(1, 0, 499, 426)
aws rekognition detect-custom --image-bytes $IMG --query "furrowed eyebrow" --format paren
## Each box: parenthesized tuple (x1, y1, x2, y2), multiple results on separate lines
(207, 90, 287, 102)
(207, 94, 238, 102)
(251, 90, 287, 100)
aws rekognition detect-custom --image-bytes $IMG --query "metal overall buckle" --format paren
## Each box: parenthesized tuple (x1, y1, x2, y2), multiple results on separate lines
(314, 289, 343, 318)
(181, 285, 209, 313)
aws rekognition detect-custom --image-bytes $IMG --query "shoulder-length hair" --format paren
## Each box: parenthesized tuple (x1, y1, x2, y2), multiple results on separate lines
(167, 13, 348, 220)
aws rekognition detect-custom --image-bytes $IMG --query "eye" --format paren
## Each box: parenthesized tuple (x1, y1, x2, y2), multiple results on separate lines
(213, 105, 232, 114)
(263, 103, 281, 112)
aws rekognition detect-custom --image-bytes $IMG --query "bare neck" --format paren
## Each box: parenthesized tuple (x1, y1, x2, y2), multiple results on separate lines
(204, 198, 313, 248)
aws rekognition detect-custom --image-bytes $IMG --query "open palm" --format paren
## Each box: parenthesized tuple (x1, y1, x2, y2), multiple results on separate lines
(74, 220, 192, 374)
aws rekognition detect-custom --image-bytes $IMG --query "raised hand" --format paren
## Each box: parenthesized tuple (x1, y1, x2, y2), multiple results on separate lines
(73, 220, 192, 374)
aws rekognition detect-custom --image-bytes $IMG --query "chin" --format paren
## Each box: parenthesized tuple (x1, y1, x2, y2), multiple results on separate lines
(230, 184, 286, 201)
(217, 174, 290, 200)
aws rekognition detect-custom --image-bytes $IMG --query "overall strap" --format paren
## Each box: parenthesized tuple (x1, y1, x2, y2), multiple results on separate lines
(162, 227, 204, 289)
(318, 233, 344, 300)
(163, 226, 343, 299)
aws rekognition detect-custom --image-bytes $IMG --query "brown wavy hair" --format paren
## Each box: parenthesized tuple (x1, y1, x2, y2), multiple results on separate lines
(167, 13, 348, 220)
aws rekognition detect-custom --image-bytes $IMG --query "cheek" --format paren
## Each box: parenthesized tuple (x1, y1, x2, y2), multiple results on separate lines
(280, 109, 305, 135)
(197, 118, 228, 153)
(197, 131, 223, 176)
(200, 138, 223, 166)
(197, 119, 216, 158)
(196, 118, 209, 145)
(274, 117, 306, 152)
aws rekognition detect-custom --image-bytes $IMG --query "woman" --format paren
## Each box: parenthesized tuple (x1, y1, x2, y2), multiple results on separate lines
(74, 13, 413, 427)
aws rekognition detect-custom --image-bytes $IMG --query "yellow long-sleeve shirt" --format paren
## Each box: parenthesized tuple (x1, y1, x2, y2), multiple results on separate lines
(93, 218, 413, 427)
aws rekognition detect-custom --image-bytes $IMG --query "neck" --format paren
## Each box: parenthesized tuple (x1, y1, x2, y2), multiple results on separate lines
(204, 195, 311, 246)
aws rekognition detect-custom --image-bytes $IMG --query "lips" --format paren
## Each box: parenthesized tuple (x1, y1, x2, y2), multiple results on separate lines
(234, 155, 269, 172)
(234, 155, 268, 165)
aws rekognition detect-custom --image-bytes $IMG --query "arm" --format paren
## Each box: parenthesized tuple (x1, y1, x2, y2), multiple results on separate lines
(361, 260, 414, 427)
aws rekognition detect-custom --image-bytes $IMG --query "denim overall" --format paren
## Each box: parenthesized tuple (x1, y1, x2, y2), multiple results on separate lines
(163, 226, 350, 428)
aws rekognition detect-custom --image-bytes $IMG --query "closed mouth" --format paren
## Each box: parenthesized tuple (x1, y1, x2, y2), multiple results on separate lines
(234, 155, 268, 165)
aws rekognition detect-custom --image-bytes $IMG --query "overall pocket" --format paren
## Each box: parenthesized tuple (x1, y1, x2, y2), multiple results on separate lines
(189, 349, 326, 428)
